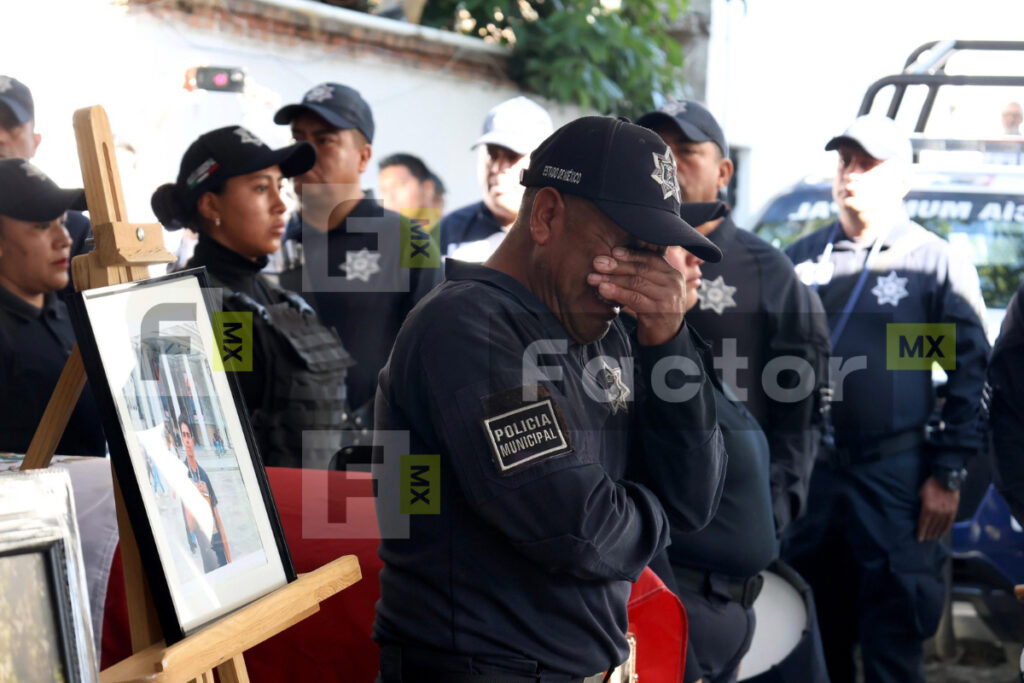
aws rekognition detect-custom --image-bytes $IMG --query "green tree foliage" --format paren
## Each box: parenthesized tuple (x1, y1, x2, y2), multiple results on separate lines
(421, 0, 689, 118)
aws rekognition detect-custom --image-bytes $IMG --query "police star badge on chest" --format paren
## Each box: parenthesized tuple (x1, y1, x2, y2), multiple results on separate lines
(871, 270, 909, 306)
(480, 385, 574, 475)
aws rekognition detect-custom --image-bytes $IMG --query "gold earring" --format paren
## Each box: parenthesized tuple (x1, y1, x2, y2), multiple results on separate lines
(214, 217, 221, 228)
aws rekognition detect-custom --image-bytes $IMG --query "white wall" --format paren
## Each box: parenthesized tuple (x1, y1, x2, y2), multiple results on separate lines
(706, 0, 1024, 226)
(2, 0, 581, 230)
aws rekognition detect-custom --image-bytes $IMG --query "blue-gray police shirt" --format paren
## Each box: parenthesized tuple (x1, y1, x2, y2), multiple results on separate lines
(787, 219, 989, 471)
(373, 260, 726, 676)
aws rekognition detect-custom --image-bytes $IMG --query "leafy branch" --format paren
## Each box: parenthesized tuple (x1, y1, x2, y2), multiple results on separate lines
(421, 0, 689, 118)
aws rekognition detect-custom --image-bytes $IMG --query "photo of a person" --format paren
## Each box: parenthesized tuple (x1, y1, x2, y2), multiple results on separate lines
(178, 418, 231, 573)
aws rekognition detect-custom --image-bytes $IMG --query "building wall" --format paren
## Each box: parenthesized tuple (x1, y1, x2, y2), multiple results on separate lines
(3, 0, 583, 225)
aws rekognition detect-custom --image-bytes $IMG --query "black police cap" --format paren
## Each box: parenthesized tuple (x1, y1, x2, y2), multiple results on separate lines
(521, 116, 722, 262)
(175, 126, 315, 204)
(636, 100, 729, 157)
(274, 83, 375, 143)
(0, 75, 34, 126)
(0, 159, 86, 222)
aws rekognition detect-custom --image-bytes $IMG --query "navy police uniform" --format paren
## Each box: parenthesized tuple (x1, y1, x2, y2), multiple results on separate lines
(439, 200, 503, 257)
(280, 196, 442, 446)
(686, 212, 831, 531)
(989, 282, 1024, 524)
(188, 235, 353, 468)
(667, 380, 777, 683)
(0, 285, 106, 455)
(374, 259, 726, 681)
(783, 218, 989, 683)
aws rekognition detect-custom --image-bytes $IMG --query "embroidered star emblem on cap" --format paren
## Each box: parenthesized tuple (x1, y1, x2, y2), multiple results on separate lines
(305, 84, 334, 103)
(661, 100, 688, 116)
(698, 275, 737, 315)
(601, 362, 631, 416)
(650, 148, 681, 203)
(21, 161, 48, 181)
(0, 76, 12, 93)
(341, 248, 381, 282)
(871, 270, 909, 306)
(233, 127, 262, 146)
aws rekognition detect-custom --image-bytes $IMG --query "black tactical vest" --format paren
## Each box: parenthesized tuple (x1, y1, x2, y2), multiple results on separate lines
(227, 285, 354, 469)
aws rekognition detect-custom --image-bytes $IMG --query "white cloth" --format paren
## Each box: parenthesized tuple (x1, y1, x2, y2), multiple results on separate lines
(448, 230, 508, 262)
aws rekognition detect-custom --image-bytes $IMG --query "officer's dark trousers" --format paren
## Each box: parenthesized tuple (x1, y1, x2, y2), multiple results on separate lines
(781, 449, 946, 683)
(375, 646, 589, 682)
(677, 585, 754, 683)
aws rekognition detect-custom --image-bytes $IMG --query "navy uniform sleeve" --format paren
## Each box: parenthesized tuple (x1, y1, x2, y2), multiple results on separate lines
(385, 303, 670, 582)
(928, 247, 990, 470)
(628, 322, 727, 533)
(760, 264, 831, 531)
(989, 286, 1024, 523)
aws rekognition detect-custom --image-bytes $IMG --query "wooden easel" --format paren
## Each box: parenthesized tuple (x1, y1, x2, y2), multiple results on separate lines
(21, 106, 361, 682)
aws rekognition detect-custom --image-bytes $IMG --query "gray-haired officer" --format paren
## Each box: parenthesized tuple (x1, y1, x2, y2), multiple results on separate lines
(784, 116, 990, 683)
(374, 116, 727, 681)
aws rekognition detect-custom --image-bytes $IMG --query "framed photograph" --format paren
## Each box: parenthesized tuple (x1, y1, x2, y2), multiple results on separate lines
(0, 468, 98, 681)
(69, 269, 294, 644)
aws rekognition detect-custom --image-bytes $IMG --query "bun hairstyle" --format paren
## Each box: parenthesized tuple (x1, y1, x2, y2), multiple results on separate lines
(151, 183, 200, 232)
(151, 172, 226, 233)
(152, 126, 315, 233)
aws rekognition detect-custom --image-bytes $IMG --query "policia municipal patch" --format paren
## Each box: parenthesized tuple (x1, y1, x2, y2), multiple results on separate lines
(480, 385, 573, 475)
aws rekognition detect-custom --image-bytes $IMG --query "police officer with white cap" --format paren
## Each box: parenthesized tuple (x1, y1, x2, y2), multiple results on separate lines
(440, 96, 553, 260)
(784, 115, 989, 683)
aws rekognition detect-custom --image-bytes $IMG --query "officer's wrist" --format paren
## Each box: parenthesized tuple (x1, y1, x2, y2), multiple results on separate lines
(932, 466, 968, 492)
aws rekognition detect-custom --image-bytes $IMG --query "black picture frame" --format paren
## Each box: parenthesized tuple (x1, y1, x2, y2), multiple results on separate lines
(69, 269, 295, 644)
(0, 543, 78, 680)
(0, 468, 98, 680)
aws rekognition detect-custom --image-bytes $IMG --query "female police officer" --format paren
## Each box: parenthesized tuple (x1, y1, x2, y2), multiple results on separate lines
(0, 159, 105, 456)
(151, 126, 352, 468)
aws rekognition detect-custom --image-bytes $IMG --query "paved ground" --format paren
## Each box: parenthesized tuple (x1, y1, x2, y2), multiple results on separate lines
(925, 640, 1021, 682)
